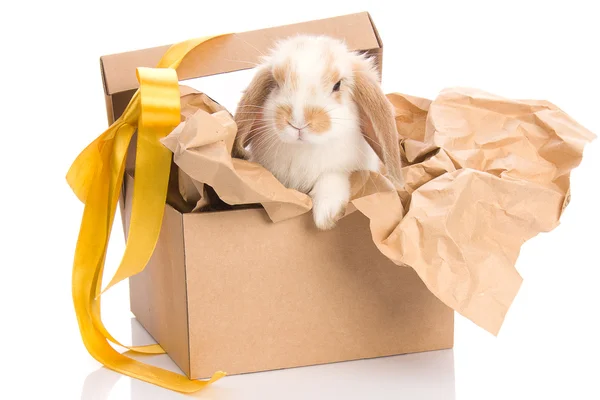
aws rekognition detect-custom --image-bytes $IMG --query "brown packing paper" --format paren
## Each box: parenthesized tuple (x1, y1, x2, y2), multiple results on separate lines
(161, 87, 314, 222)
(176, 88, 230, 211)
(161, 86, 595, 336)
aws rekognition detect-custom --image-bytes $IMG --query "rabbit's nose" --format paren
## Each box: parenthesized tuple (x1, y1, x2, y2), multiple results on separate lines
(287, 121, 308, 130)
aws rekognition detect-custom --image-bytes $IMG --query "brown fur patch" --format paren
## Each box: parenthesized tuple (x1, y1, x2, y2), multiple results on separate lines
(272, 62, 286, 84)
(322, 50, 341, 89)
(324, 69, 341, 88)
(272, 59, 298, 90)
(351, 59, 404, 188)
(275, 104, 292, 130)
(232, 66, 275, 159)
(332, 90, 342, 103)
(290, 69, 298, 91)
(321, 49, 343, 103)
(305, 106, 331, 134)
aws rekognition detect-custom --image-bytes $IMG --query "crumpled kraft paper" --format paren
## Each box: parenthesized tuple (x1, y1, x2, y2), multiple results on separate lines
(160, 86, 596, 335)
(166, 88, 230, 212)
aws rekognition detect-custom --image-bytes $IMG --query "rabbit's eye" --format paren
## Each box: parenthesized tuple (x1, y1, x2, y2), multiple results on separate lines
(332, 80, 342, 92)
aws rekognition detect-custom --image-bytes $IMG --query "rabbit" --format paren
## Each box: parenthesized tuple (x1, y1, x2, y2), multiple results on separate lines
(232, 34, 403, 230)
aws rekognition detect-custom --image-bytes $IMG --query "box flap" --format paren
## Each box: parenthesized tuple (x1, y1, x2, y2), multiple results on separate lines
(100, 12, 382, 96)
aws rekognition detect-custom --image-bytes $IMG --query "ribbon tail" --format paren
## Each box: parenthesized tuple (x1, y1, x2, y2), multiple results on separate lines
(69, 35, 237, 393)
(70, 109, 225, 392)
(88, 123, 166, 355)
(90, 122, 171, 355)
(101, 127, 173, 292)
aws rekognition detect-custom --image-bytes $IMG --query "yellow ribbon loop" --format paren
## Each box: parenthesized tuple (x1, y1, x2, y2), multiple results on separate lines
(67, 34, 231, 393)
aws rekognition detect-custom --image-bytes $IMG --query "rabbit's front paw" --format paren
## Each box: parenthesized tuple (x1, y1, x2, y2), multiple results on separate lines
(312, 196, 347, 230)
(310, 171, 351, 230)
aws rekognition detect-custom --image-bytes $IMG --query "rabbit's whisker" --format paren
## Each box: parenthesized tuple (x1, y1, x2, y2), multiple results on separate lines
(233, 33, 267, 58)
(245, 129, 276, 141)
(235, 118, 275, 124)
(223, 58, 261, 67)
(237, 105, 271, 110)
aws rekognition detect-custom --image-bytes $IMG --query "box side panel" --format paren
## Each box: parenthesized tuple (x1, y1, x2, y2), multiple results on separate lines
(184, 208, 453, 379)
(125, 174, 191, 376)
(101, 12, 381, 95)
(108, 89, 137, 124)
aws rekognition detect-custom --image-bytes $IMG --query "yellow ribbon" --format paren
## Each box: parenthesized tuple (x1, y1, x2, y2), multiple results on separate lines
(67, 34, 231, 393)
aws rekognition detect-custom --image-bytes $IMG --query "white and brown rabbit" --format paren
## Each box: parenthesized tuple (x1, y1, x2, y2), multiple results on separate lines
(233, 34, 403, 230)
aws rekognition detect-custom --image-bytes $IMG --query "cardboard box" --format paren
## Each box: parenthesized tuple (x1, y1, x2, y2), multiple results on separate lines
(102, 12, 454, 379)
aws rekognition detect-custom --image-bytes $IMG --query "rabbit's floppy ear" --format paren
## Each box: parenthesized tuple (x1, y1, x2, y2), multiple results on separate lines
(351, 57, 404, 189)
(232, 65, 275, 159)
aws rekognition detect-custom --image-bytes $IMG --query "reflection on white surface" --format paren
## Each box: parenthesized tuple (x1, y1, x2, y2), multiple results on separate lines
(81, 319, 456, 400)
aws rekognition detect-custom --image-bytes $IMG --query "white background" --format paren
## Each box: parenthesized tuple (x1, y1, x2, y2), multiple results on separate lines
(1, 1, 599, 399)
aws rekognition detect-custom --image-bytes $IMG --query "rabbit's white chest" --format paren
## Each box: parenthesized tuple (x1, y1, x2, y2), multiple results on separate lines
(250, 132, 379, 194)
